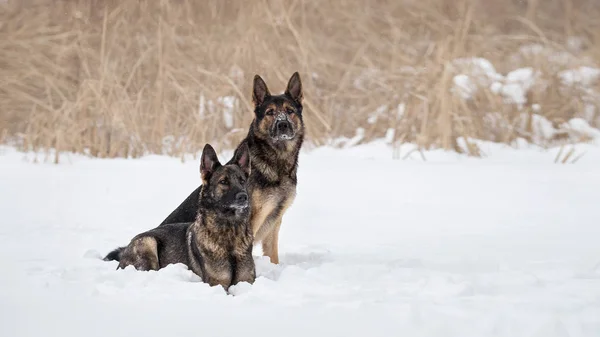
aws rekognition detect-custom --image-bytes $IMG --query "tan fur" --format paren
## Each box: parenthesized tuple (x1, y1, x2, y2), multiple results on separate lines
(187, 211, 255, 289)
(282, 101, 296, 112)
(136, 237, 159, 270)
(257, 115, 275, 139)
(264, 103, 277, 112)
(201, 258, 233, 287)
(250, 189, 279, 240)
(251, 183, 297, 264)
(263, 190, 296, 264)
(249, 155, 279, 182)
(136, 236, 158, 254)
(113, 142, 256, 291)
(261, 219, 282, 264)
(118, 236, 159, 271)
(152, 73, 305, 267)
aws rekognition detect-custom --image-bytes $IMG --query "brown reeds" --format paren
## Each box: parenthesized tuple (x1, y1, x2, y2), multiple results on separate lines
(1, 0, 599, 162)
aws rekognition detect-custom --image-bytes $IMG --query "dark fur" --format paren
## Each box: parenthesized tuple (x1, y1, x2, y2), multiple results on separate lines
(108, 143, 255, 290)
(155, 72, 305, 264)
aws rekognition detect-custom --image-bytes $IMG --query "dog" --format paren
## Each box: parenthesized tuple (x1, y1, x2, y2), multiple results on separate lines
(156, 72, 305, 264)
(104, 143, 255, 290)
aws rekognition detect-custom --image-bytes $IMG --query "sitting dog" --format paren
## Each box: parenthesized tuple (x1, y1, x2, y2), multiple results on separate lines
(105, 143, 255, 290)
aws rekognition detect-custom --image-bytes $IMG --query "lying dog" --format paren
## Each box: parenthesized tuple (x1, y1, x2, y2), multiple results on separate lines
(105, 143, 255, 290)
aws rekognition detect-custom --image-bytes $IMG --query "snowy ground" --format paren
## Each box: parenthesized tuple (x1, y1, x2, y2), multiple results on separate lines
(1, 140, 600, 337)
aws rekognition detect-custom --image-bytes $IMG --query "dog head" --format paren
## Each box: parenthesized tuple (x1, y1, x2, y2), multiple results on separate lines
(251, 72, 305, 147)
(199, 142, 251, 219)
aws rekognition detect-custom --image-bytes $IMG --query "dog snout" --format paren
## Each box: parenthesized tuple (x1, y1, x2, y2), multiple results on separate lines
(276, 120, 290, 132)
(235, 192, 248, 203)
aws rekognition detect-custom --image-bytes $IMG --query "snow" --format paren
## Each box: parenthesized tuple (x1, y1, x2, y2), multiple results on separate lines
(196, 95, 237, 127)
(567, 37, 586, 53)
(397, 103, 406, 119)
(513, 44, 580, 67)
(2, 141, 600, 337)
(450, 58, 540, 109)
(559, 67, 600, 87)
(198, 95, 206, 119)
(452, 74, 476, 99)
(367, 105, 388, 124)
(219, 96, 236, 129)
(340, 127, 365, 148)
(500, 68, 537, 107)
(513, 114, 600, 146)
(384, 128, 395, 143)
(448, 56, 600, 125)
(568, 118, 600, 139)
(519, 113, 558, 144)
(452, 57, 503, 82)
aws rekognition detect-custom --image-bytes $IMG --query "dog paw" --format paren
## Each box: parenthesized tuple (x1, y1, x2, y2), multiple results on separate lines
(227, 281, 253, 296)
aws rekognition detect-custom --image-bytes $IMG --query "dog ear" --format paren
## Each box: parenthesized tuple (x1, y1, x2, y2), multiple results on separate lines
(252, 74, 271, 107)
(285, 72, 303, 103)
(200, 143, 221, 183)
(232, 142, 251, 178)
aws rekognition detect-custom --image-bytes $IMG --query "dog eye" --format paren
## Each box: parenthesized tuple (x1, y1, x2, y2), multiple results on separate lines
(286, 108, 294, 114)
(265, 109, 274, 116)
(219, 179, 229, 185)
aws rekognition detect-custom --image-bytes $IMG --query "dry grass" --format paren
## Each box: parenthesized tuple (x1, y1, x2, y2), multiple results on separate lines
(1, 0, 600, 162)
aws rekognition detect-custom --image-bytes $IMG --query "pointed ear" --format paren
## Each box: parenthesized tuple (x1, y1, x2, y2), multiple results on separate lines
(232, 142, 251, 178)
(252, 74, 270, 107)
(284, 72, 303, 103)
(200, 144, 221, 183)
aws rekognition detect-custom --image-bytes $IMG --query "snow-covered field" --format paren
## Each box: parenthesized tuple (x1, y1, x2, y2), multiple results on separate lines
(1, 140, 600, 337)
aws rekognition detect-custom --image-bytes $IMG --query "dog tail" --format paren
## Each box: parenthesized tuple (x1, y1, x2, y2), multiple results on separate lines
(103, 246, 125, 262)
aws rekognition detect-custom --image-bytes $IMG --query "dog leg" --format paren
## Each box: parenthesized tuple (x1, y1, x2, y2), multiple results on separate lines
(117, 236, 159, 271)
(232, 246, 256, 285)
(202, 258, 233, 290)
(261, 219, 282, 264)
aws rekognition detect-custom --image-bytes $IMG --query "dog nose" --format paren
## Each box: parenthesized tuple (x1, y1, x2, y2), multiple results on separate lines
(277, 121, 290, 132)
(236, 192, 248, 203)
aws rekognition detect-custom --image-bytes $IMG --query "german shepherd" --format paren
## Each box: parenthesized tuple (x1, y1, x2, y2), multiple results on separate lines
(155, 72, 305, 264)
(106, 143, 255, 290)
